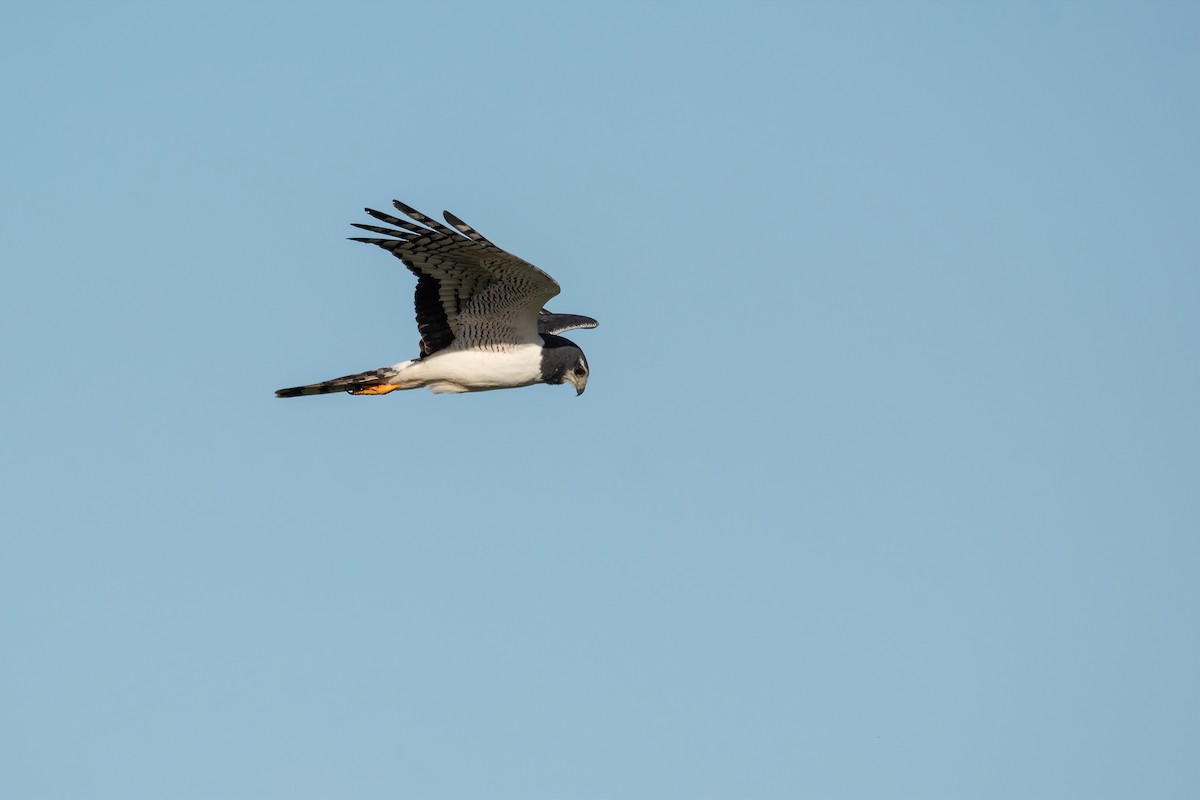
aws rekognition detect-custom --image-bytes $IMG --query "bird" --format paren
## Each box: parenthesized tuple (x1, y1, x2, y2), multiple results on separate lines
(276, 200, 597, 398)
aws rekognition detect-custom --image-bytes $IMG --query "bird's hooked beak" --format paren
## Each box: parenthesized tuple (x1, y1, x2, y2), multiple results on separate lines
(567, 372, 587, 396)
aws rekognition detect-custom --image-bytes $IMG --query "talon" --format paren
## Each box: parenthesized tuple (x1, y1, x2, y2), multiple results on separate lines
(350, 384, 399, 395)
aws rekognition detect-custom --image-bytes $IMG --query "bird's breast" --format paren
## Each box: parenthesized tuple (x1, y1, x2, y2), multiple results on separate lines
(411, 344, 545, 391)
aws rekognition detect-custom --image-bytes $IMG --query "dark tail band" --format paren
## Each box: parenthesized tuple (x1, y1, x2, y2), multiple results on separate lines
(275, 367, 398, 398)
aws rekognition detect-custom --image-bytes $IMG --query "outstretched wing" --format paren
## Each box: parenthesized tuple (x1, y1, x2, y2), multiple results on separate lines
(350, 201, 561, 356)
(538, 309, 599, 335)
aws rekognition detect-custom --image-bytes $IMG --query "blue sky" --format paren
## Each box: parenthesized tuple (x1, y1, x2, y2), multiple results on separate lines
(2, 2, 1198, 798)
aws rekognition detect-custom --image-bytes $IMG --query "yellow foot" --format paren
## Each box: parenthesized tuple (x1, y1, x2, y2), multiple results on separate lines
(351, 384, 399, 395)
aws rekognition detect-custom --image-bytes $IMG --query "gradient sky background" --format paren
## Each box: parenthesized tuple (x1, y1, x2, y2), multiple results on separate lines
(2, 3, 1198, 799)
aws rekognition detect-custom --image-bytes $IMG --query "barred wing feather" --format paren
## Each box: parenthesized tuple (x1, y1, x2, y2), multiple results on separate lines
(349, 201, 561, 356)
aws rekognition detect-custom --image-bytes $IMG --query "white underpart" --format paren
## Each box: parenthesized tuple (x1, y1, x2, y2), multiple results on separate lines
(386, 342, 546, 394)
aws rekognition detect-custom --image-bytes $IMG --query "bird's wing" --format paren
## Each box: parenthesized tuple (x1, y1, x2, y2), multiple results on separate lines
(350, 200, 561, 356)
(538, 309, 599, 335)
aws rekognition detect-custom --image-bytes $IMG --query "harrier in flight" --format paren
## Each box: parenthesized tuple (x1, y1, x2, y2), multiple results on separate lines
(276, 200, 597, 398)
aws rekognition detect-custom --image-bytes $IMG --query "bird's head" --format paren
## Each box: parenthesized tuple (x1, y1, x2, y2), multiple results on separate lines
(540, 334, 589, 396)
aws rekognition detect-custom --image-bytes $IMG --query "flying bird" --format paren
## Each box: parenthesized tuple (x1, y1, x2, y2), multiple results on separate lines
(276, 200, 597, 398)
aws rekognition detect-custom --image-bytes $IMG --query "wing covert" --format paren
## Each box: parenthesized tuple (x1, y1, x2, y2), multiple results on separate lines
(349, 201, 561, 356)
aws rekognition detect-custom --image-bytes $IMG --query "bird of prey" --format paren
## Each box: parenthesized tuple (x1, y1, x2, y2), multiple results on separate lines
(276, 200, 597, 398)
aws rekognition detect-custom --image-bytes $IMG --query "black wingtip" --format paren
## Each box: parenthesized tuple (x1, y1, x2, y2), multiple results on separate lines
(392, 199, 425, 221)
(537, 311, 600, 334)
(392, 199, 418, 213)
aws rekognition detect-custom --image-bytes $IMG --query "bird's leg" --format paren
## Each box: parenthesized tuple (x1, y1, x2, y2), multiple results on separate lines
(350, 384, 399, 395)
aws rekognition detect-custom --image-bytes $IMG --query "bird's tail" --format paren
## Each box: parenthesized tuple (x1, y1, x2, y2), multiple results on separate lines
(275, 366, 404, 398)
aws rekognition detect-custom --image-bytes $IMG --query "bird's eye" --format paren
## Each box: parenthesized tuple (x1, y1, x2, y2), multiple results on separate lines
(574, 367, 586, 376)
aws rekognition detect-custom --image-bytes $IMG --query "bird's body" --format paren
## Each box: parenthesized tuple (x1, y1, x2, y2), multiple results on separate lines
(400, 344, 548, 394)
(276, 200, 597, 398)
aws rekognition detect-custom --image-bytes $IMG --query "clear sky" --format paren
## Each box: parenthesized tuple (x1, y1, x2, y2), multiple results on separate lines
(2, 2, 1198, 798)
